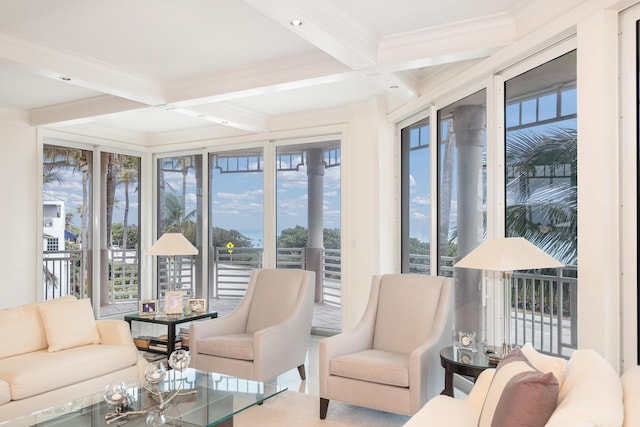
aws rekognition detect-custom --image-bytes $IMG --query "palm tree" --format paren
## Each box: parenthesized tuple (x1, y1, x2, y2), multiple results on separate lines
(505, 128, 577, 265)
(116, 157, 139, 249)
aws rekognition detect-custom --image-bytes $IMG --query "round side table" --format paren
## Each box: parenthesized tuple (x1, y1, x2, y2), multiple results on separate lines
(439, 345, 497, 397)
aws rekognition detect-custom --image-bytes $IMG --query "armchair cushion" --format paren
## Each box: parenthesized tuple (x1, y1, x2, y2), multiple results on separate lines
(373, 274, 443, 354)
(198, 334, 253, 361)
(330, 349, 409, 387)
(246, 269, 303, 333)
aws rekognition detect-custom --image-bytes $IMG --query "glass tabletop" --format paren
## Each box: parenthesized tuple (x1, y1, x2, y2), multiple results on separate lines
(440, 345, 499, 369)
(3, 368, 286, 427)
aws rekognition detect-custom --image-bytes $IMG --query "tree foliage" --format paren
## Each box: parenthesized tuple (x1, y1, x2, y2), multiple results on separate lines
(211, 227, 254, 248)
(276, 226, 341, 249)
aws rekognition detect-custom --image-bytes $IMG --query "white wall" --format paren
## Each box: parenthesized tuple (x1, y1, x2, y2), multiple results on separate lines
(0, 113, 37, 309)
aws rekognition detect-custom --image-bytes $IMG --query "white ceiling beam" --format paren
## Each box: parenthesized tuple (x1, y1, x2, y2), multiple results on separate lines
(166, 51, 352, 107)
(173, 103, 271, 133)
(244, 0, 379, 71)
(378, 13, 516, 71)
(29, 95, 148, 127)
(0, 31, 166, 106)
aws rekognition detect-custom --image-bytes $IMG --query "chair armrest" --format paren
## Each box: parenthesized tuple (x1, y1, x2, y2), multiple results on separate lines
(96, 320, 136, 346)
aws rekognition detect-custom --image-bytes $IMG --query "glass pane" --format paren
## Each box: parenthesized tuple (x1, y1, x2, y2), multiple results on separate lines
(42, 144, 93, 302)
(276, 142, 341, 331)
(157, 155, 203, 298)
(208, 149, 264, 315)
(100, 153, 141, 312)
(401, 117, 431, 274)
(437, 90, 487, 341)
(505, 50, 577, 356)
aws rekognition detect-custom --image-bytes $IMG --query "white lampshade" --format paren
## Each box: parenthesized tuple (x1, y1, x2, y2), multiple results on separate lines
(145, 232, 198, 257)
(454, 237, 563, 272)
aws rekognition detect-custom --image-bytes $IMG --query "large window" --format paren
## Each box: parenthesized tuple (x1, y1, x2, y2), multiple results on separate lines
(157, 155, 203, 298)
(100, 152, 141, 307)
(43, 144, 143, 316)
(401, 117, 431, 274)
(208, 149, 264, 311)
(43, 144, 93, 301)
(504, 50, 577, 355)
(437, 90, 488, 340)
(276, 141, 341, 330)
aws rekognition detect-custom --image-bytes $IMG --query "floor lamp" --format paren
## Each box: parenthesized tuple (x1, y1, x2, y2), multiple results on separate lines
(146, 232, 198, 292)
(454, 237, 564, 357)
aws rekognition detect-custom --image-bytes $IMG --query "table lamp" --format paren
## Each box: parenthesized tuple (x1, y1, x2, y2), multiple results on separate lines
(454, 237, 563, 357)
(146, 232, 198, 291)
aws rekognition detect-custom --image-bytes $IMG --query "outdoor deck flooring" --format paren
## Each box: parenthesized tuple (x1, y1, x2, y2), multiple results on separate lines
(100, 299, 342, 331)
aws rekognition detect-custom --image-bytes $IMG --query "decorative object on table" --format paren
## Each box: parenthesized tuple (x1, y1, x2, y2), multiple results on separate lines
(164, 291, 183, 315)
(457, 329, 477, 352)
(145, 232, 198, 292)
(187, 298, 206, 313)
(457, 347, 475, 364)
(103, 381, 145, 424)
(454, 237, 563, 358)
(103, 350, 196, 425)
(139, 299, 158, 316)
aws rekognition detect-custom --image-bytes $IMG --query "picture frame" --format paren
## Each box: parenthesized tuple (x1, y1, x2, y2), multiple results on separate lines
(139, 299, 158, 316)
(187, 298, 206, 313)
(164, 291, 183, 315)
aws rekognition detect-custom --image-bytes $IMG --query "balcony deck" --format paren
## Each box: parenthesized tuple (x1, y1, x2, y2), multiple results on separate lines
(100, 299, 342, 331)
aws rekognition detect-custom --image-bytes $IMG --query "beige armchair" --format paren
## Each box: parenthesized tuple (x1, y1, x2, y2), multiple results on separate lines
(189, 268, 315, 381)
(319, 274, 453, 419)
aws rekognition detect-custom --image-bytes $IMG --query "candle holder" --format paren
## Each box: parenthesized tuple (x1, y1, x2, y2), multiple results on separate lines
(104, 350, 196, 425)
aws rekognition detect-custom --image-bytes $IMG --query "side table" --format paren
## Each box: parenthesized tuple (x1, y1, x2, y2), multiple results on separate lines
(125, 311, 217, 355)
(439, 345, 497, 397)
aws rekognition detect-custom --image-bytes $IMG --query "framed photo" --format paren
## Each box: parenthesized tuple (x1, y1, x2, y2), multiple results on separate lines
(187, 298, 206, 313)
(139, 299, 158, 316)
(164, 291, 183, 315)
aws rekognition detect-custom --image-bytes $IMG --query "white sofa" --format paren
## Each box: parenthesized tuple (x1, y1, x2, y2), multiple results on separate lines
(0, 296, 147, 422)
(405, 344, 639, 426)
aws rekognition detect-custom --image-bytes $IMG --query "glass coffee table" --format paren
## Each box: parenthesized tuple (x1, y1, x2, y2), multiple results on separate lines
(3, 368, 286, 427)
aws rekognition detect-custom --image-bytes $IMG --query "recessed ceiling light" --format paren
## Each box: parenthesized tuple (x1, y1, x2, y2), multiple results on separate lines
(59, 76, 72, 81)
(288, 19, 303, 27)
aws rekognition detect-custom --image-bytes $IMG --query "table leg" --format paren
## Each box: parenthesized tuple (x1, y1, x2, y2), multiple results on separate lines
(441, 364, 454, 397)
(167, 324, 176, 355)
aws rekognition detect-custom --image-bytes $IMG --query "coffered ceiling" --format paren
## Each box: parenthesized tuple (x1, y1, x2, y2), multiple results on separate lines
(0, 0, 536, 141)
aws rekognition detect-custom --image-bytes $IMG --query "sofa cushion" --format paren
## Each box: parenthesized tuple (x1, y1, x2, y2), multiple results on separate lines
(330, 349, 409, 387)
(0, 344, 138, 400)
(0, 296, 76, 359)
(38, 298, 100, 352)
(546, 349, 623, 427)
(0, 380, 9, 405)
(521, 343, 567, 388)
(478, 348, 558, 427)
(197, 334, 254, 361)
(622, 366, 640, 427)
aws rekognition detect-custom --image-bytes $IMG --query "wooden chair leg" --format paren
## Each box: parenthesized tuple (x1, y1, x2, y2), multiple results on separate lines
(297, 364, 306, 380)
(320, 398, 329, 419)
